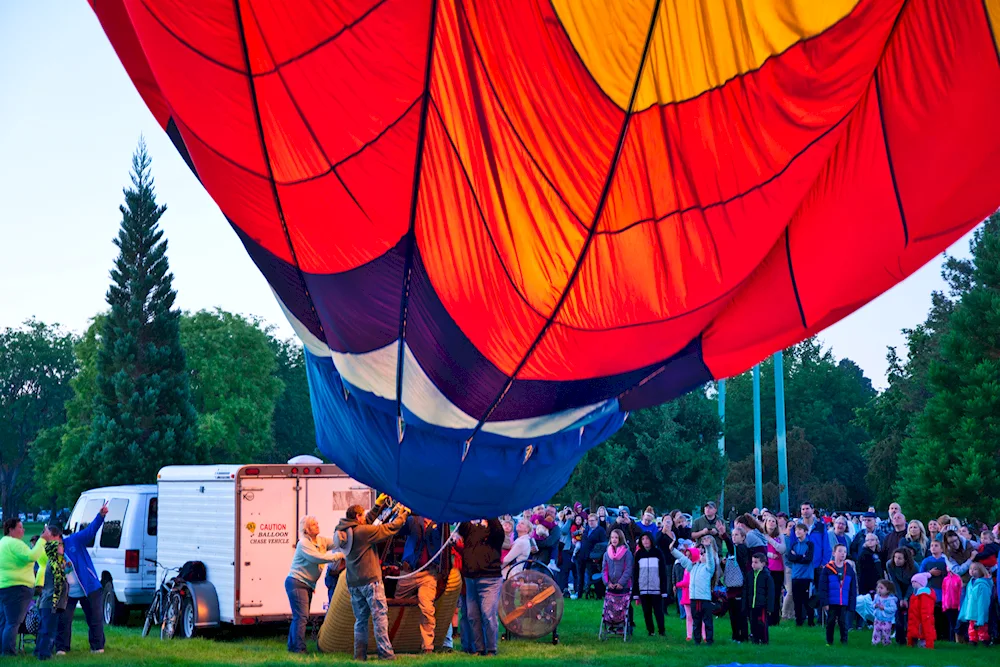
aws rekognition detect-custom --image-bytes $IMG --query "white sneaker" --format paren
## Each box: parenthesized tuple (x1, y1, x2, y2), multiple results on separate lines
(91, 649, 105, 654)
(570, 593, 578, 600)
(55, 651, 66, 656)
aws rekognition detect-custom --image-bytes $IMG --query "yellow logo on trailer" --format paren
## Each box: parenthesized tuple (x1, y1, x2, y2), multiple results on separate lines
(246, 522, 256, 534)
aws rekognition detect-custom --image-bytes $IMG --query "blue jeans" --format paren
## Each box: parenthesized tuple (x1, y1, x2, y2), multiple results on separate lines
(34, 606, 61, 659)
(349, 581, 393, 659)
(55, 590, 104, 652)
(557, 550, 573, 593)
(465, 577, 502, 655)
(325, 567, 340, 606)
(284, 576, 313, 653)
(458, 586, 475, 653)
(0, 586, 33, 656)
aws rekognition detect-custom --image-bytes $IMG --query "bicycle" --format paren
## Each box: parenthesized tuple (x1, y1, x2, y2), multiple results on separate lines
(141, 558, 179, 639)
(160, 574, 192, 640)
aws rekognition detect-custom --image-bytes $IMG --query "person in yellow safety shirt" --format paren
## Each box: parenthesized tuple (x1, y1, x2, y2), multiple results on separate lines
(0, 518, 52, 655)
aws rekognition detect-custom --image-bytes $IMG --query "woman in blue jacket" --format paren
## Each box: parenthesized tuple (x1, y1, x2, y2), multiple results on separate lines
(54, 504, 108, 655)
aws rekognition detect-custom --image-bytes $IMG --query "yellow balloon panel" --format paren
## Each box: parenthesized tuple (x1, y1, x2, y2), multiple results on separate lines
(551, 0, 860, 110)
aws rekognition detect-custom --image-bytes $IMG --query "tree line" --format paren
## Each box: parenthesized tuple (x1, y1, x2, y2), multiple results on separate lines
(3, 141, 996, 521)
(0, 142, 317, 518)
(558, 215, 1000, 517)
(858, 213, 1000, 521)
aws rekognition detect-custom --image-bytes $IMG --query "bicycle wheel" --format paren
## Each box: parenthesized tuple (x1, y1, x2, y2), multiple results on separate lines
(142, 592, 162, 638)
(161, 593, 182, 640)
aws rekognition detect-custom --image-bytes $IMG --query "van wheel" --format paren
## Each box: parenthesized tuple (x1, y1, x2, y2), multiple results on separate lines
(102, 581, 129, 626)
(180, 597, 197, 639)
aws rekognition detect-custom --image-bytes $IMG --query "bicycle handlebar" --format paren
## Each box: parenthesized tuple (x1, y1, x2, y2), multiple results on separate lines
(145, 558, 180, 572)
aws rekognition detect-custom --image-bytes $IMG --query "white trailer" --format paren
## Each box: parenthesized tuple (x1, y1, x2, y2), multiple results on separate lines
(156, 463, 374, 634)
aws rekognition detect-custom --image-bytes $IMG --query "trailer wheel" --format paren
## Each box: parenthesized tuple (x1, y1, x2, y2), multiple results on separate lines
(180, 597, 197, 639)
(102, 581, 129, 626)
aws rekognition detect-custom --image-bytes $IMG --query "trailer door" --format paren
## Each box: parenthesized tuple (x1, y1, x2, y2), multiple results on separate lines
(238, 477, 298, 617)
(305, 476, 373, 614)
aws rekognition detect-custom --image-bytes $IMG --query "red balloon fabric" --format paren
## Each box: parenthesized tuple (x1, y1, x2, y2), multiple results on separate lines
(86, 0, 1000, 518)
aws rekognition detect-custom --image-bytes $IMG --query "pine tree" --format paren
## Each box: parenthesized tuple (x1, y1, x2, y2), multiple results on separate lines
(84, 139, 198, 485)
(897, 214, 1000, 520)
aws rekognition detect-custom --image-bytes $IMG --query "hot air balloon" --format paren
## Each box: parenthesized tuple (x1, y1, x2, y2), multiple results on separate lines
(89, 0, 1000, 520)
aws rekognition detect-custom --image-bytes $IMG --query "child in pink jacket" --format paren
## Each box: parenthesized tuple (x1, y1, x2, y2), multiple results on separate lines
(942, 572, 963, 642)
(674, 547, 706, 640)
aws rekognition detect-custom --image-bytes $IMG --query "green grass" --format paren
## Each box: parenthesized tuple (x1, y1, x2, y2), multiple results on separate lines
(8, 600, 995, 666)
(17, 525, 990, 665)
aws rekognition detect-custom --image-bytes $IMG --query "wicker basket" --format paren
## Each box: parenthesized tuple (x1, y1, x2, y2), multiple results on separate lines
(318, 568, 462, 653)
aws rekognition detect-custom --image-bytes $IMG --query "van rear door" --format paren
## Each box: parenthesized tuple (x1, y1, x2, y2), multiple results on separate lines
(141, 496, 158, 590)
(237, 477, 297, 617)
(91, 497, 129, 593)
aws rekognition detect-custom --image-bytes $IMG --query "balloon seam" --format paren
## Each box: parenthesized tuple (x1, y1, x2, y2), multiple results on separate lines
(785, 229, 808, 329)
(458, 2, 588, 231)
(259, 0, 391, 75)
(548, 0, 866, 111)
(985, 0, 1000, 69)
(442, 0, 665, 518)
(137, 0, 244, 74)
(395, 0, 442, 430)
(873, 70, 909, 248)
(231, 0, 328, 344)
(471, 0, 665, 428)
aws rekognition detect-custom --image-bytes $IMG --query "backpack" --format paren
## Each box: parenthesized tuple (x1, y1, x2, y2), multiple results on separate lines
(724, 555, 744, 588)
(178, 560, 207, 582)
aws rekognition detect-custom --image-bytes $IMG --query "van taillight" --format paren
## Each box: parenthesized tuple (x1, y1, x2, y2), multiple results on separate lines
(244, 467, 260, 475)
(303, 468, 311, 475)
(314, 467, 321, 474)
(125, 550, 139, 573)
(291, 467, 298, 474)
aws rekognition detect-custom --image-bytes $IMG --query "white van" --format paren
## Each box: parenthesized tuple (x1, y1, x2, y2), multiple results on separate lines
(155, 463, 374, 637)
(65, 485, 159, 625)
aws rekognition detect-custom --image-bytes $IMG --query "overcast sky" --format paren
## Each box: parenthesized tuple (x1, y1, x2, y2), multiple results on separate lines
(0, 3, 977, 390)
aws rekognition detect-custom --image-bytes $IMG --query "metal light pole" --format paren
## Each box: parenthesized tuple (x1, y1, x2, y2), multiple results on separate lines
(753, 364, 763, 509)
(718, 379, 726, 510)
(775, 351, 790, 514)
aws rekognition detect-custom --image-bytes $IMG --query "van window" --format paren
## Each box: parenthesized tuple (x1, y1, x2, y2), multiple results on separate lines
(147, 498, 158, 536)
(77, 499, 106, 547)
(99, 498, 129, 549)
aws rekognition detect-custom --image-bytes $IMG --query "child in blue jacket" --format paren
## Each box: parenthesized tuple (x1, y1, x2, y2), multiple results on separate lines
(786, 523, 815, 626)
(819, 544, 857, 646)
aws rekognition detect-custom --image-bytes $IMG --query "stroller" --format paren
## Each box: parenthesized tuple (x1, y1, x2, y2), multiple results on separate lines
(18, 597, 40, 654)
(599, 591, 632, 641)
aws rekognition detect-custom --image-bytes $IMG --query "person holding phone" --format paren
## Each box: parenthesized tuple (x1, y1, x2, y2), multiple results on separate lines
(691, 502, 725, 554)
(51, 502, 109, 655)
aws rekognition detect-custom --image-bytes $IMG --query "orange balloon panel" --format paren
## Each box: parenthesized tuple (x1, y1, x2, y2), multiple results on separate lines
(91, 0, 1000, 426)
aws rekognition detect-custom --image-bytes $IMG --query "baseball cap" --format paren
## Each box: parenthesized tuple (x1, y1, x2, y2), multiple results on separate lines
(704, 501, 717, 510)
(863, 511, 877, 519)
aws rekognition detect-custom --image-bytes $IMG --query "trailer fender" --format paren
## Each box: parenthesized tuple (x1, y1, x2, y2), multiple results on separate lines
(183, 581, 221, 628)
